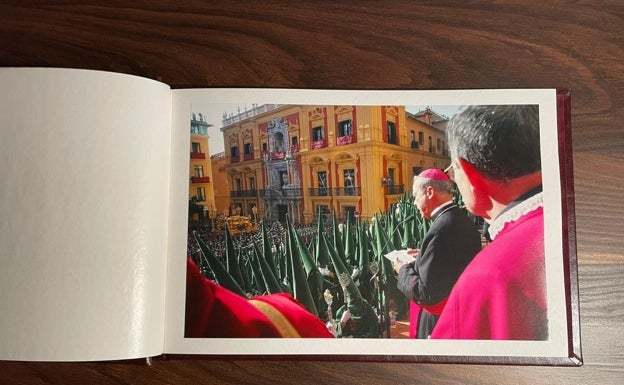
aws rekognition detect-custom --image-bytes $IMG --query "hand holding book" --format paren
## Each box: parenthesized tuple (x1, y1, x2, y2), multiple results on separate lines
(385, 249, 418, 273)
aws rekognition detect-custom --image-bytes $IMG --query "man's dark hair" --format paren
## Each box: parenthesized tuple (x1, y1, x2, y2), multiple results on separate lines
(447, 105, 541, 180)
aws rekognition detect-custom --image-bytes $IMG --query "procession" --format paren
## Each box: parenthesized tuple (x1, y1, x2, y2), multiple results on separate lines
(187, 192, 433, 339)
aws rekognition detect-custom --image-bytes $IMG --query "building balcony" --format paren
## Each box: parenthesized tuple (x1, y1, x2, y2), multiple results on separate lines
(281, 187, 302, 197)
(260, 187, 302, 198)
(243, 153, 254, 161)
(190, 152, 206, 159)
(230, 155, 240, 163)
(310, 140, 327, 150)
(191, 176, 211, 184)
(190, 125, 208, 136)
(333, 186, 361, 196)
(271, 152, 286, 160)
(230, 189, 258, 198)
(336, 135, 354, 146)
(385, 184, 405, 195)
(308, 187, 331, 197)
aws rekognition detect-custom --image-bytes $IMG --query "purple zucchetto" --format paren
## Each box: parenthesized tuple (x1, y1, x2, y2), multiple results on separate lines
(418, 168, 450, 181)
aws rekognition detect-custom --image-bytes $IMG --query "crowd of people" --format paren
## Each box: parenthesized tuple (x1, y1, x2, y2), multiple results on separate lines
(187, 219, 318, 263)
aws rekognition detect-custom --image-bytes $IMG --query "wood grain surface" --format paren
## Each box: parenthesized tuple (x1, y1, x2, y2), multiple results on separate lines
(1, 1, 623, 384)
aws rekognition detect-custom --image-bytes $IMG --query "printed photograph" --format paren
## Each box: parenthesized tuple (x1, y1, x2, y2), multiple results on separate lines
(184, 102, 550, 341)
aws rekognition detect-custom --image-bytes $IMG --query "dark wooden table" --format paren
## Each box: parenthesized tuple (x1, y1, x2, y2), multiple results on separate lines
(1, 2, 623, 384)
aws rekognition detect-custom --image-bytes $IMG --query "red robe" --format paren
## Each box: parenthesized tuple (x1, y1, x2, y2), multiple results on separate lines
(431, 205, 547, 340)
(185, 259, 334, 338)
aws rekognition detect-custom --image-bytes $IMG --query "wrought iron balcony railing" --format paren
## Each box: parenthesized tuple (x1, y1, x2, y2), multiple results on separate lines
(308, 187, 331, 197)
(191, 176, 211, 184)
(259, 187, 302, 198)
(385, 184, 405, 195)
(333, 186, 361, 196)
(229, 189, 258, 198)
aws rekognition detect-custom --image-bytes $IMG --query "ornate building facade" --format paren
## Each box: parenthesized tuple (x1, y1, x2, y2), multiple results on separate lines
(189, 113, 215, 220)
(210, 151, 229, 217)
(221, 105, 450, 224)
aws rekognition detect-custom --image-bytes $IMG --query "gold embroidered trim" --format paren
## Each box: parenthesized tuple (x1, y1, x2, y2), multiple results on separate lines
(248, 299, 301, 338)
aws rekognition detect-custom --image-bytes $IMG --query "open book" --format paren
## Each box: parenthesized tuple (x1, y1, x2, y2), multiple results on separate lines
(0, 68, 580, 365)
(384, 250, 418, 265)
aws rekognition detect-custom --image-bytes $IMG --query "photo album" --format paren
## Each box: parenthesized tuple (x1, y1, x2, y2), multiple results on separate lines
(0, 68, 581, 365)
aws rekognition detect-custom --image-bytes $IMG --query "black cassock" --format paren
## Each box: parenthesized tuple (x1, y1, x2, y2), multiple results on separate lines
(397, 203, 482, 338)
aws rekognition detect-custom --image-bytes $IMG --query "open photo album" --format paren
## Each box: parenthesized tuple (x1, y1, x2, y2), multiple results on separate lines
(0, 68, 581, 365)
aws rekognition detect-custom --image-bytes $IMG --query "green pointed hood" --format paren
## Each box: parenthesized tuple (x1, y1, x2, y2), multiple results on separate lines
(387, 205, 402, 250)
(260, 221, 279, 277)
(327, 230, 379, 338)
(332, 211, 347, 266)
(193, 231, 245, 297)
(224, 223, 245, 289)
(323, 232, 362, 310)
(287, 216, 324, 313)
(287, 216, 317, 277)
(252, 244, 283, 294)
(357, 220, 370, 271)
(285, 217, 319, 316)
(371, 214, 393, 280)
(247, 245, 267, 295)
(238, 251, 253, 294)
(344, 216, 356, 266)
(280, 227, 294, 295)
(314, 207, 329, 267)
(402, 207, 415, 249)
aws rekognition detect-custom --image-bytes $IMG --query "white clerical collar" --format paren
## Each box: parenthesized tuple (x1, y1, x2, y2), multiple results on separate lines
(488, 192, 543, 240)
(431, 200, 455, 218)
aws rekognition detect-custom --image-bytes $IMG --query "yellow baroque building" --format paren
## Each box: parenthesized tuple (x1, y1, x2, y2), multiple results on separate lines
(221, 105, 450, 224)
(210, 152, 230, 218)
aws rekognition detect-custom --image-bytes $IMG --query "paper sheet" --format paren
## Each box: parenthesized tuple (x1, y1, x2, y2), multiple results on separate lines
(384, 250, 418, 265)
(0, 68, 171, 361)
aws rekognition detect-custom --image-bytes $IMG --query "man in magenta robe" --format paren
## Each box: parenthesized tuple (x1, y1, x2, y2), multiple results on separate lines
(185, 259, 334, 338)
(431, 105, 547, 340)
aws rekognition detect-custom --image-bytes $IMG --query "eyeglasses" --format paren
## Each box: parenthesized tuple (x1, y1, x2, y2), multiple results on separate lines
(444, 163, 454, 181)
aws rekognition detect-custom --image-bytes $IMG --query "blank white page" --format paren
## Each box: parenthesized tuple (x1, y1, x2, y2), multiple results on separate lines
(0, 68, 171, 361)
